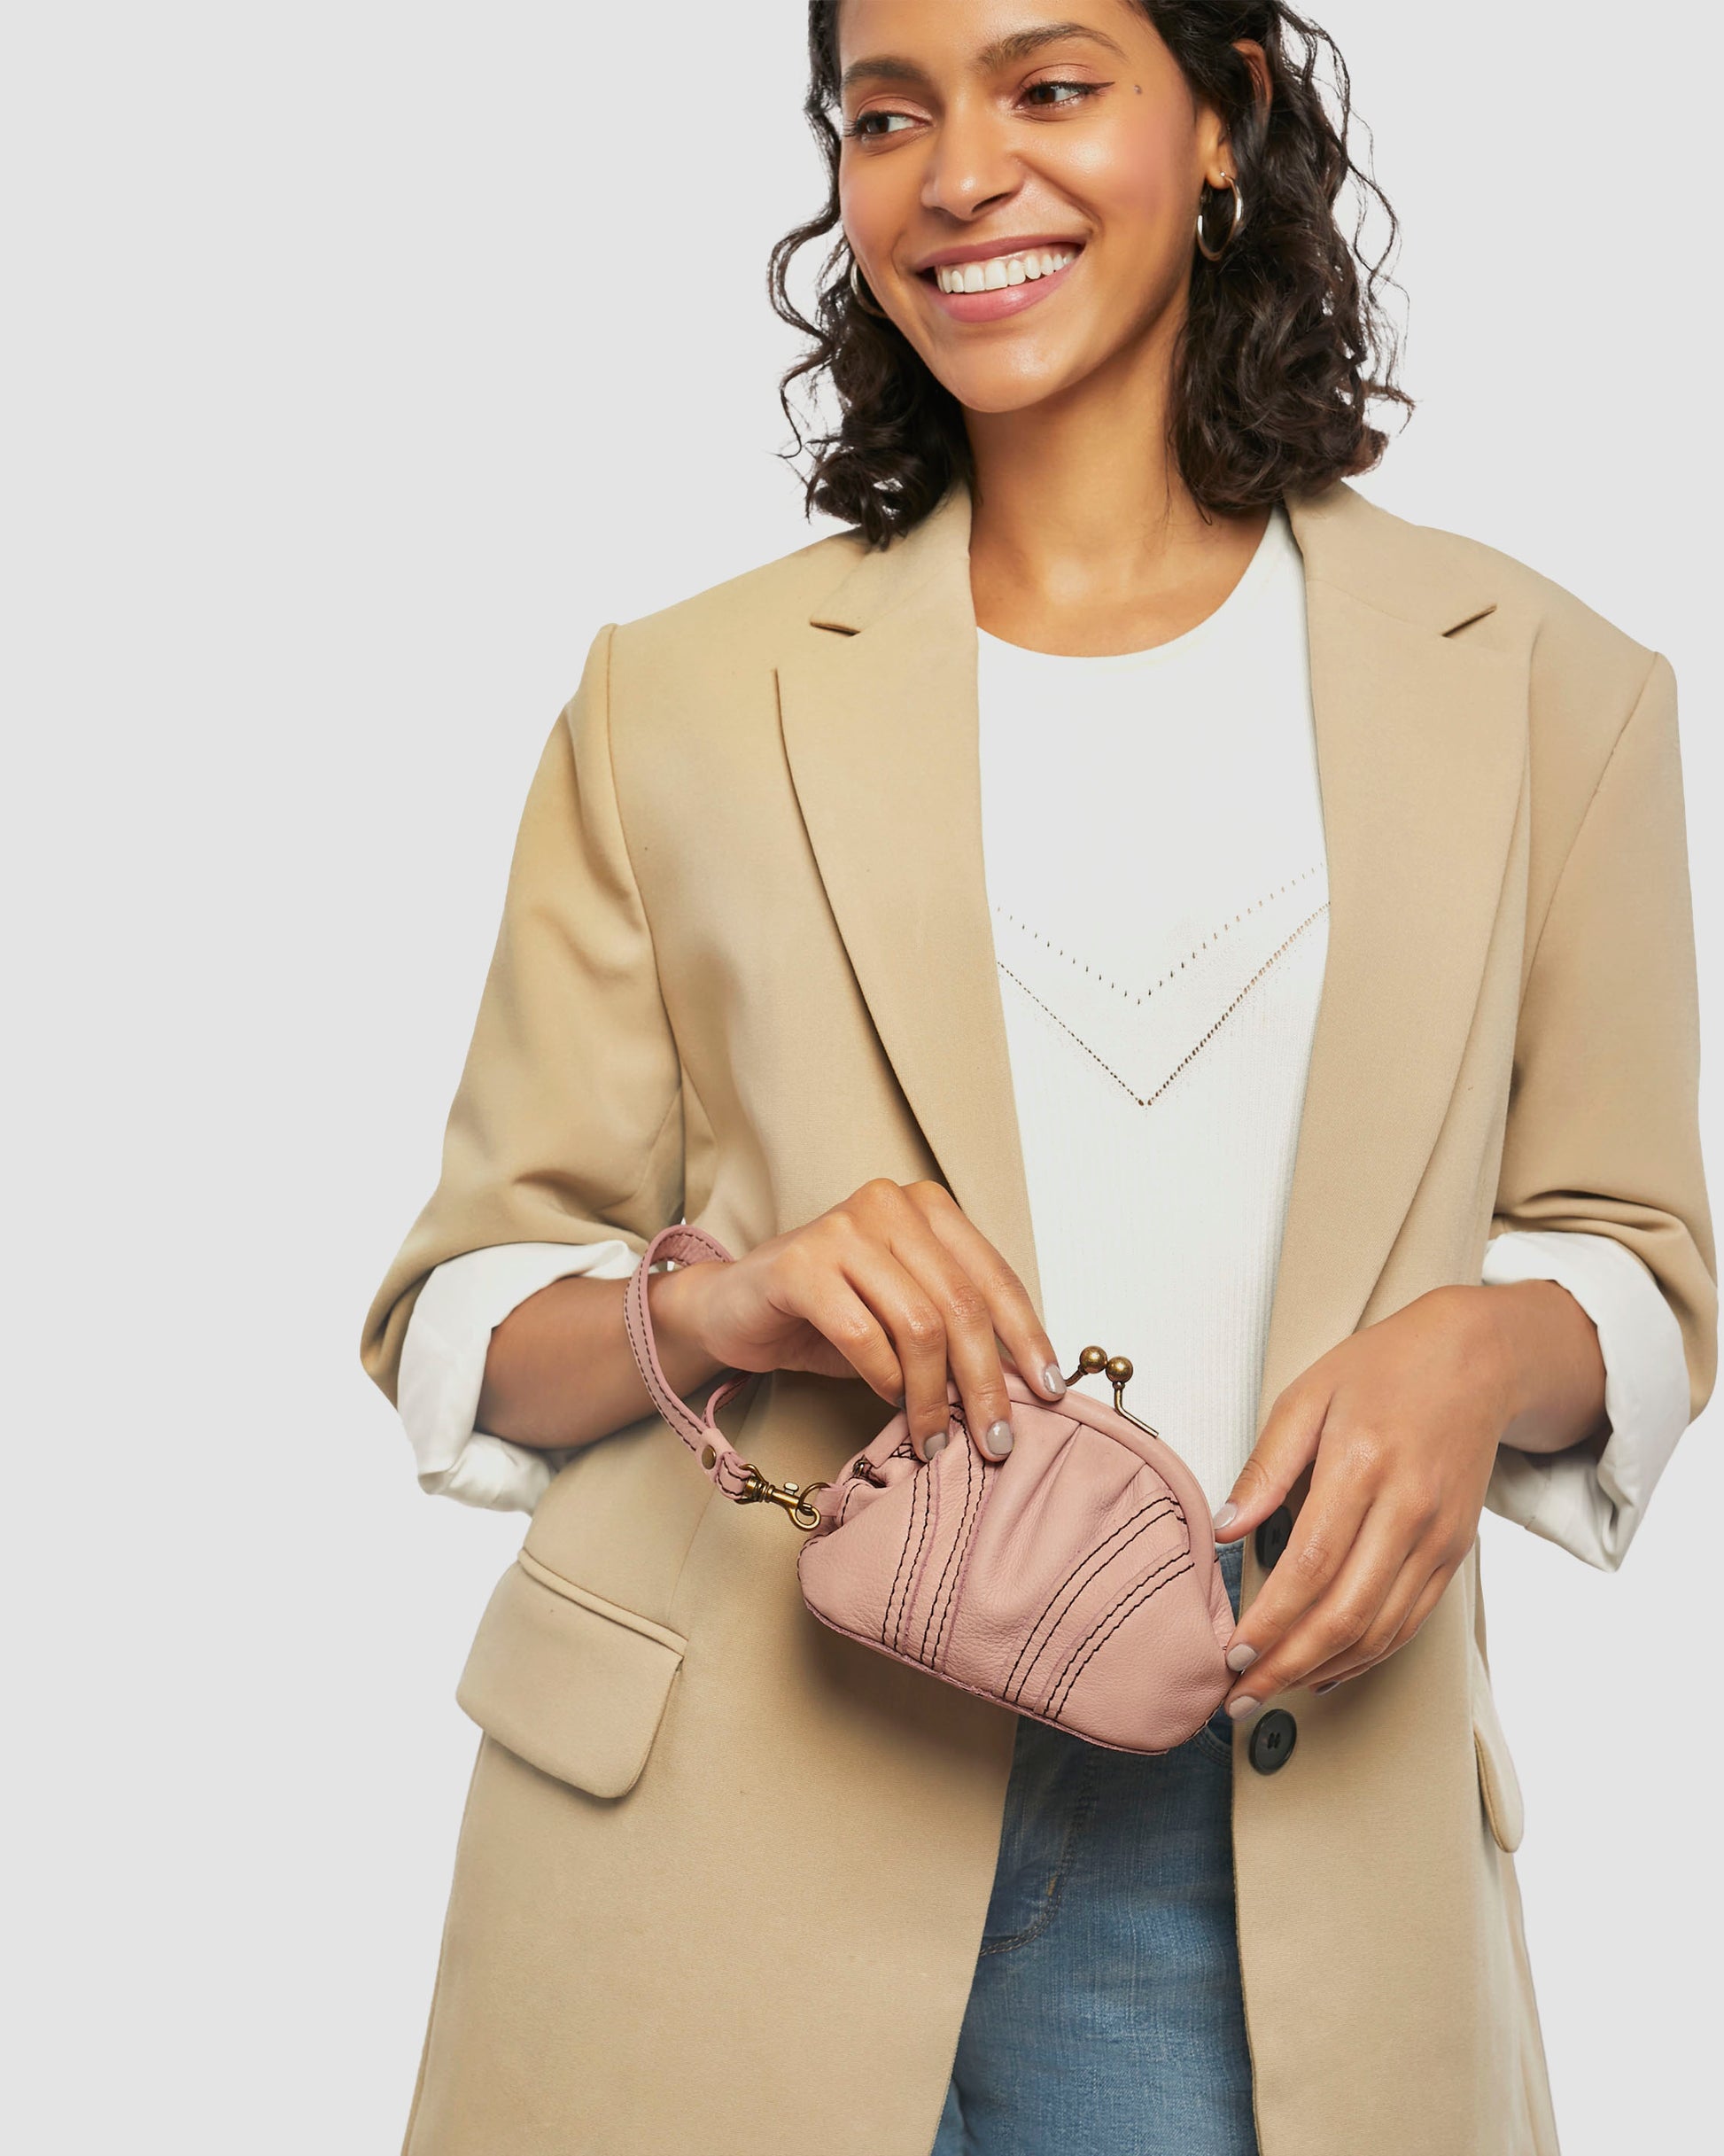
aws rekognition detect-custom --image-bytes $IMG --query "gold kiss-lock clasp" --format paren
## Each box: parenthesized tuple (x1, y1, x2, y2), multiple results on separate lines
(1065, 1345, 1161, 1440)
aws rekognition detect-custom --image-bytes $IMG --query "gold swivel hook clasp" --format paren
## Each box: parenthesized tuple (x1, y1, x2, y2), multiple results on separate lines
(738, 1465, 831, 1531)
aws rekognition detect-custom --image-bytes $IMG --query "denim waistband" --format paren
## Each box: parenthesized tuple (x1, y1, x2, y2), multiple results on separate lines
(1213, 1532, 1244, 1620)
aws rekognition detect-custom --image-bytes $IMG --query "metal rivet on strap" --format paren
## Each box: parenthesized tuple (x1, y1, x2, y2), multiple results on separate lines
(700, 1443, 717, 1471)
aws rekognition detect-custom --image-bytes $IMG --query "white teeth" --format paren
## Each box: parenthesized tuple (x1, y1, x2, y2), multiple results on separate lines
(935, 248, 1076, 294)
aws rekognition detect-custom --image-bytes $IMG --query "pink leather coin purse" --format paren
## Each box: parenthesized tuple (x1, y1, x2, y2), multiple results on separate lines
(624, 1224, 1234, 1754)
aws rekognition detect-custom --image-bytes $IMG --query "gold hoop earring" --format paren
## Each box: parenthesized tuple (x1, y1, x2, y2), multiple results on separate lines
(1196, 174, 1246, 262)
(848, 255, 888, 317)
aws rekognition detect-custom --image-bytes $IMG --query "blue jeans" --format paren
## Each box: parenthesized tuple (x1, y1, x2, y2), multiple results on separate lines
(930, 1537, 1257, 2155)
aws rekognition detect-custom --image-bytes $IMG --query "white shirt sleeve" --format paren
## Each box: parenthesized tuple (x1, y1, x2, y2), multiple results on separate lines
(1481, 1227, 1692, 1570)
(397, 1239, 639, 1514)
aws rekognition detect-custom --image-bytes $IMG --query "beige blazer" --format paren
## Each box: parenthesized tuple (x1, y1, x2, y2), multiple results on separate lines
(362, 479, 1716, 2156)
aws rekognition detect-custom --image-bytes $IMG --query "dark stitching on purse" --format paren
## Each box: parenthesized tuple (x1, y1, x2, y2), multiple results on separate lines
(917, 1444, 964, 1662)
(913, 1431, 969, 1664)
(935, 1442, 999, 1676)
(896, 1463, 940, 1657)
(882, 1470, 923, 1647)
(1046, 1560, 1195, 1721)
(1005, 1499, 1177, 1707)
(1056, 1559, 1196, 1716)
(1005, 1495, 1172, 1698)
(991, 1419, 1091, 1678)
(921, 1439, 979, 1665)
(1033, 1540, 1192, 1716)
(932, 1444, 986, 1670)
(800, 1598, 1195, 1757)
(1007, 1521, 1165, 1708)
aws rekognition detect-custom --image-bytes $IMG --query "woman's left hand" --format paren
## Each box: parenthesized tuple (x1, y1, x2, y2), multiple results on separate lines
(1213, 1280, 1608, 1715)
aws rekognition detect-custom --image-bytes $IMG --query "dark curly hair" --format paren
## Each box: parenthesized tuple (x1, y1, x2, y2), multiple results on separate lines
(769, 3, 1411, 547)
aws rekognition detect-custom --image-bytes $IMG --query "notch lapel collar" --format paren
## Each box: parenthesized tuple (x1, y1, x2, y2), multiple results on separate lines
(1261, 486, 1526, 1411)
(777, 488, 1044, 1312)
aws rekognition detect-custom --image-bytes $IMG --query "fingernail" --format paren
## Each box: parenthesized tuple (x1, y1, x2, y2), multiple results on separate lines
(924, 1431, 948, 1459)
(1224, 1642, 1258, 1673)
(1042, 1362, 1067, 1397)
(984, 1419, 1014, 1456)
(1212, 1501, 1239, 1531)
(1225, 1695, 1260, 1721)
(1312, 1679, 1340, 1695)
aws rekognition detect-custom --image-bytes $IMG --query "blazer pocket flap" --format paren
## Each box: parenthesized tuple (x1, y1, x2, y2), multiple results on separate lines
(1470, 1652, 1526, 1853)
(457, 1553, 687, 1801)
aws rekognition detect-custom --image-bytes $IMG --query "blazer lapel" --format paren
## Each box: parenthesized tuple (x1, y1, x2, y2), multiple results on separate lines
(777, 480, 1529, 1395)
(777, 488, 1044, 1310)
(1261, 486, 1527, 1408)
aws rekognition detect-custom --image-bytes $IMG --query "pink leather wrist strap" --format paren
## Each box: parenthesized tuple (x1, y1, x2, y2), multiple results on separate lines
(623, 1224, 757, 1500)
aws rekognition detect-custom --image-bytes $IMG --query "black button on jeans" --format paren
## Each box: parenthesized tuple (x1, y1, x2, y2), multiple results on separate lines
(1254, 1505, 1293, 1569)
(1247, 1708, 1298, 1775)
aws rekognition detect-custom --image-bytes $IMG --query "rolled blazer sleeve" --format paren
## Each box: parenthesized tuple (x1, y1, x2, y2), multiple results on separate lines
(1485, 652, 1718, 1566)
(360, 624, 685, 1413)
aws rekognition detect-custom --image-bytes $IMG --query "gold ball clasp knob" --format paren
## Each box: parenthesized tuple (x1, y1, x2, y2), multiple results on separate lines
(1105, 1354, 1134, 1387)
(1076, 1345, 1108, 1374)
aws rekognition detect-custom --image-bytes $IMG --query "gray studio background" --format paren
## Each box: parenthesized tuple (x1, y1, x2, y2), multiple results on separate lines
(4, 4, 1717, 2146)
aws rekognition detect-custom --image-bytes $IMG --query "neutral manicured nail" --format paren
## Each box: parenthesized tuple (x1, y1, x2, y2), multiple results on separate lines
(924, 1432, 948, 1459)
(1212, 1501, 1239, 1531)
(1042, 1363, 1068, 1397)
(1225, 1642, 1259, 1673)
(1312, 1679, 1340, 1695)
(984, 1419, 1014, 1456)
(1225, 1695, 1260, 1721)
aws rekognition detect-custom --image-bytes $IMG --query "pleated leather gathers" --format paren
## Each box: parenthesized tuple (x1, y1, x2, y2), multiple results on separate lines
(796, 1370, 1234, 1752)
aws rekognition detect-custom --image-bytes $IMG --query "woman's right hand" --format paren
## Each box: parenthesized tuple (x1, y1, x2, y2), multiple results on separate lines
(651, 1179, 1068, 1462)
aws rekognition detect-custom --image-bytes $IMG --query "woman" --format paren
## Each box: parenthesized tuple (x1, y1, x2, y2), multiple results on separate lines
(361, 3, 1714, 2152)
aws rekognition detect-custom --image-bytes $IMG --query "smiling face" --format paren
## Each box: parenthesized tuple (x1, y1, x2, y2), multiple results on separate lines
(836, 0, 1236, 416)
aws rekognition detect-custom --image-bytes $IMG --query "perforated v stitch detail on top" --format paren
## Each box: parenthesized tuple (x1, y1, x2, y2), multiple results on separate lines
(998, 903, 1329, 1112)
(990, 864, 1323, 1005)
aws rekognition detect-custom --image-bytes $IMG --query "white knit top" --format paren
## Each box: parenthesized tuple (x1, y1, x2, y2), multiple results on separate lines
(392, 508, 1690, 1568)
(976, 505, 1327, 1508)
